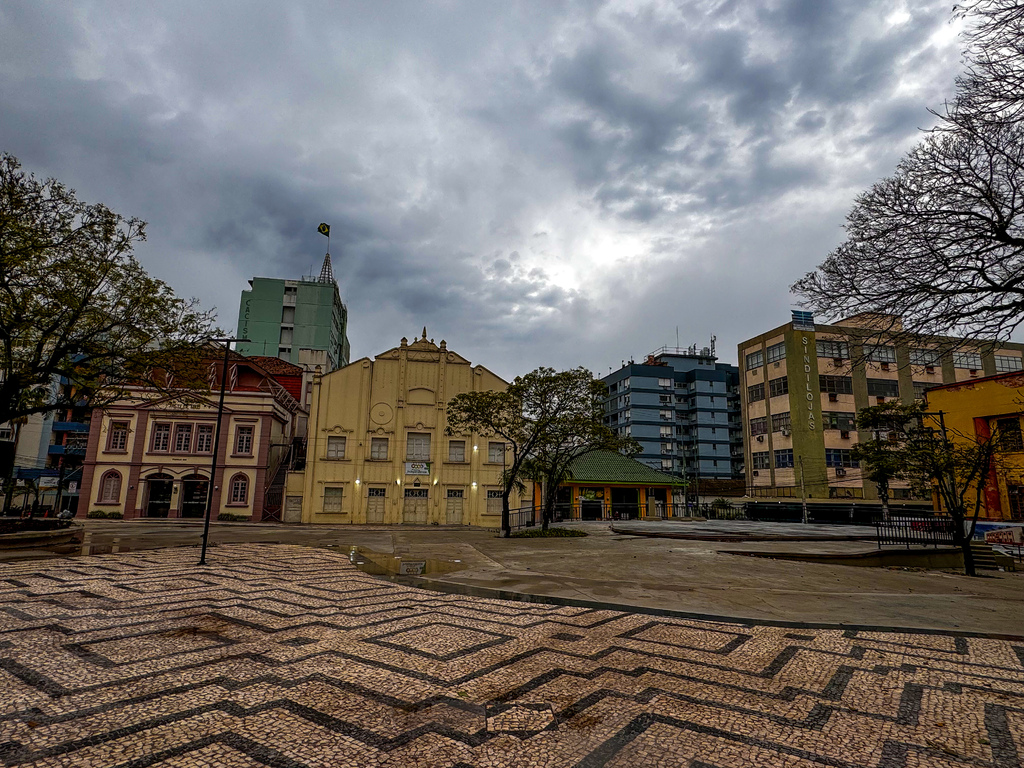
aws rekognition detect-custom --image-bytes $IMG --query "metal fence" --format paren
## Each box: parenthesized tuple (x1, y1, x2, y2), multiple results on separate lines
(876, 516, 958, 548)
(506, 501, 717, 529)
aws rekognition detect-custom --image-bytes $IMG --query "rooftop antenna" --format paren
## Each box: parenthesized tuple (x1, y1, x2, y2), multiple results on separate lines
(316, 222, 334, 283)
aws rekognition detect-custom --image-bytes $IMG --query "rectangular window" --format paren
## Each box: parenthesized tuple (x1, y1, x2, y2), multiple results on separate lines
(766, 342, 786, 363)
(864, 345, 897, 363)
(771, 412, 791, 432)
(488, 441, 505, 463)
(953, 351, 982, 369)
(0, 427, 12, 441)
(909, 348, 941, 366)
(751, 451, 770, 470)
(406, 432, 431, 460)
(911, 381, 933, 401)
(447, 488, 464, 498)
(323, 487, 343, 513)
(448, 440, 466, 462)
(486, 489, 503, 515)
(108, 421, 129, 452)
(195, 425, 214, 453)
(659, 394, 671, 404)
(745, 350, 764, 370)
(747, 383, 765, 402)
(281, 306, 295, 324)
(997, 418, 1023, 451)
(819, 376, 853, 395)
(152, 423, 171, 452)
(749, 417, 767, 436)
(995, 355, 1023, 372)
(368, 487, 387, 498)
(235, 425, 254, 455)
(370, 437, 389, 460)
(816, 340, 850, 359)
(658, 377, 673, 387)
(661, 459, 673, 470)
(866, 378, 900, 398)
(774, 449, 794, 468)
(823, 411, 857, 431)
(174, 424, 192, 453)
(659, 426, 672, 437)
(660, 410, 673, 420)
(326, 435, 346, 459)
(825, 449, 859, 468)
(768, 376, 789, 397)
(621, 378, 630, 390)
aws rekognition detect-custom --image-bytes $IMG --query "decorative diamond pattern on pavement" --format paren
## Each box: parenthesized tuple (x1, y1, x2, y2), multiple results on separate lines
(0, 544, 1020, 767)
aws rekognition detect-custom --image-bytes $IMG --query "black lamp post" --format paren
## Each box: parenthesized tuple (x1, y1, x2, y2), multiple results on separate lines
(199, 337, 249, 566)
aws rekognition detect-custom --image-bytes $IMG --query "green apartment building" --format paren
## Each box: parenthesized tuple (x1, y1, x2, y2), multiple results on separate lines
(236, 255, 351, 374)
(737, 312, 1024, 502)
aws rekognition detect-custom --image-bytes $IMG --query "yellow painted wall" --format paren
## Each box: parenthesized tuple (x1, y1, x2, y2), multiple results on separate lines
(289, 334, 520, 526)
(926, 374, 1024, 521)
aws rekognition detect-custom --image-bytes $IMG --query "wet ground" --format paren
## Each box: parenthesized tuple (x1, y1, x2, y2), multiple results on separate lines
(0, 544, 1020, 767)
(2, 520, 1022, 635)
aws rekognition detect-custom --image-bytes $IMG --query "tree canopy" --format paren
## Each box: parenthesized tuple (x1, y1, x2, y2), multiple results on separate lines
(446, 367, 626, 536)
(793, 1, 1024, 343)
(0, 153, 218, 426)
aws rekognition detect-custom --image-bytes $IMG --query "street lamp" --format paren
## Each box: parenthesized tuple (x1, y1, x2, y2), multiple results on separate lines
(199, 337, 249, 566)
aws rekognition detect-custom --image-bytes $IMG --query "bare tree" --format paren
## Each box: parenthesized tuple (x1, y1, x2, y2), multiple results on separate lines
(793, 1, 1024, 343)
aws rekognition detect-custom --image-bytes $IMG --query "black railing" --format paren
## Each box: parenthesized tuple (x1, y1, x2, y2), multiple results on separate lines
(507, 501, 709, 529)
(876, 516, 957, 548)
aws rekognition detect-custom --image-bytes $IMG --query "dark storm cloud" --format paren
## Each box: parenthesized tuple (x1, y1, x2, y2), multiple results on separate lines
(0, 0, 968, 377)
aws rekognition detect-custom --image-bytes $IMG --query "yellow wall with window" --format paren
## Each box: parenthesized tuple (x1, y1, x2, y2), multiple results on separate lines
(286, 332, 520, 526)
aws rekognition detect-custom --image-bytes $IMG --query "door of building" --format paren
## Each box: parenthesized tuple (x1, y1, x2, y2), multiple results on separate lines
(403, 488, 428, 524)
(180, 476, 209, 518)
(144, 474, 173, 518)
(611, 487, 640, 520)
(366, 487, 386, 524)
(445, 489, 464, 525)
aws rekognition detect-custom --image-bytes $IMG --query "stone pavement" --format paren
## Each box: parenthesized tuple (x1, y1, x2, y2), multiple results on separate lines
(0, 544, 1021, 767)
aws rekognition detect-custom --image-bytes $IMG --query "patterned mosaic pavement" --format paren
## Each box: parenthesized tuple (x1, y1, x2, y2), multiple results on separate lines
(0, 544, 1021, 767)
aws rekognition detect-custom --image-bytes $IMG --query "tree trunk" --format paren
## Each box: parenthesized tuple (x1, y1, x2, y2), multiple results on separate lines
(879, 483, 890, 522)
(952, 512, 976, 577)
(501, 492, 510, 538)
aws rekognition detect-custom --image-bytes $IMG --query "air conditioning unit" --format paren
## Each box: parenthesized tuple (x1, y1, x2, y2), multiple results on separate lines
(876, 396, 886, 403)
(835, 467, 846, 477)
(925, 365, 935, 373)
(969, 369, 978, 376)
(880, 362, 890, 371)
(781, 429, 790, 437)
(887, 431, 899, 442)
(840, 430, 850, 439)
(828, 393, 839, 402)
(833, 357, 843, 365)
(756, 434, 765, 442)
(752, 470, 759, 477)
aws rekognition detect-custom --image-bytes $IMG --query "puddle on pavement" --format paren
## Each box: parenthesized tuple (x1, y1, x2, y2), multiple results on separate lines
(341, 546, 467, 578)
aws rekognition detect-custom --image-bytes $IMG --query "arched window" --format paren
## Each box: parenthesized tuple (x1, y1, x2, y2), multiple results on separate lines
(98, 470, 121, 503)
(229, 473, 249, 505)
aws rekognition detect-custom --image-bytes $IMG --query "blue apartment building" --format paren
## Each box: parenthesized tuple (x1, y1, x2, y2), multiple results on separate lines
(602, 343, 743, 482)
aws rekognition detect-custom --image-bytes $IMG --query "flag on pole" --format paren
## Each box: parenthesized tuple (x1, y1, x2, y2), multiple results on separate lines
(317, 223, 330, 237)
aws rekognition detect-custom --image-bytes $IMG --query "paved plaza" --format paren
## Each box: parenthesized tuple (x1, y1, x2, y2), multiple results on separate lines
(0, 544, 1022, 767)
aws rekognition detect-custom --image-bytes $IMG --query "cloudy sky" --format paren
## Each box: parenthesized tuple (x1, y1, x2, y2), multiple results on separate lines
(1, 0, 967, 379)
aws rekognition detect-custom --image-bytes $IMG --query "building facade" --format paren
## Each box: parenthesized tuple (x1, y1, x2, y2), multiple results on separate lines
(284, 332, 521, 526)
(236, 254, 351, 381)
(925, 372, 1024, 522)
(78, 355, 303, 520)
(738, 312, 1024, 501)
(602, 344, 742, 482)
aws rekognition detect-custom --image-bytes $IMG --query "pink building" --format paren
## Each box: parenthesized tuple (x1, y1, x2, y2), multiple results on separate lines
(78, 354, 304, 520)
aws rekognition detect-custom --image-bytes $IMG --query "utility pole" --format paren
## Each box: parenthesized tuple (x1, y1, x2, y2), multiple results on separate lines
(799, 455, 809, 524)
(199, 338, 248, 566)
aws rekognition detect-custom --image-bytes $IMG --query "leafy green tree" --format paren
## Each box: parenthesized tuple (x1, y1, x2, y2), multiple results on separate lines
(519, 369, 639, 530)
(446, 367, 622, 536)
(0, 153, 218, 426)
(851, 401, 925, 521)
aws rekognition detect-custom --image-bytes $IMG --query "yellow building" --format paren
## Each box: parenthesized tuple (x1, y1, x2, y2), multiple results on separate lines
(284, 332, 521, 525)
(925, 372, 1024, 521)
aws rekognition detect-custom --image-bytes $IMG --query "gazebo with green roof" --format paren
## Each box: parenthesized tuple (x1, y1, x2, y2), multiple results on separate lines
(537, 450, 685, 520)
